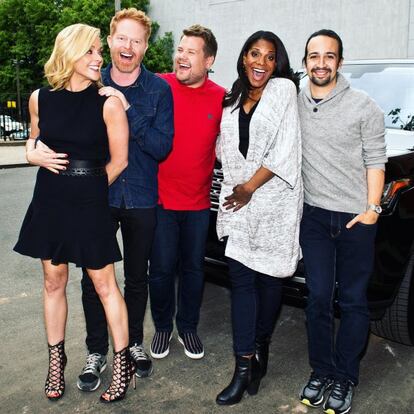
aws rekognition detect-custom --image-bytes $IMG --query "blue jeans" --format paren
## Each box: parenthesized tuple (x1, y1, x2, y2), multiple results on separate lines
(300, 203, 377, 385)
(148, 206, 210, 334)
(227, 257, 283, 355)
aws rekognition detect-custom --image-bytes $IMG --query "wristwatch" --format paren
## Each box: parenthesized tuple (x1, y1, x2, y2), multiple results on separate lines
(367, 204, 382, 214)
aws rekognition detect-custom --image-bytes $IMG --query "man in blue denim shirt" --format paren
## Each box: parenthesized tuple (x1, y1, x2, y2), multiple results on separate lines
(77, 8, 173, 391)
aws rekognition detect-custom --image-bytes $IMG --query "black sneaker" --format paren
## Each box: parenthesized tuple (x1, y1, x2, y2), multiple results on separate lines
(178, 332, 204, 359)
(77, 352, 107, 392)
(129, 343, 153, 377)
(323, 379, 354, 414)
(150, 331, 172, 359)
(299, 373, 334, 407)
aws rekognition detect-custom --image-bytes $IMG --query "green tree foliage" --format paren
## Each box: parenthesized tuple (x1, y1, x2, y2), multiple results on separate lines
(0, 0, 173, 103)
(388, 108, 414, 131)
(145, 24, 174, 73)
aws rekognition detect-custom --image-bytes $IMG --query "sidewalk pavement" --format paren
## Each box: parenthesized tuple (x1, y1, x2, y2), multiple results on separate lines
(2, 148, 414, 414)
(0, 140, 28, 167)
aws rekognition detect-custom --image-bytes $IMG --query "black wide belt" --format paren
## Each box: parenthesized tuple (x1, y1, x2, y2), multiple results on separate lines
(60, 159, 106, 177)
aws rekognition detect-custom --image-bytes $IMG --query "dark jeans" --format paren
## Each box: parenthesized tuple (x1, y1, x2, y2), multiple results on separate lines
(227, 257, 283, 355)
(300, 203, 377, 385)
(148, 206, 210, 334)
(81, 207, 156, 355)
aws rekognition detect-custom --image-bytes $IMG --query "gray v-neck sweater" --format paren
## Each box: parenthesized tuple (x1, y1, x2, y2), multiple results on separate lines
(298, 73, 387, 214)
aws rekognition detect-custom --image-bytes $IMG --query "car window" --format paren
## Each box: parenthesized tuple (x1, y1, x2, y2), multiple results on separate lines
(341, 64, 414, 130)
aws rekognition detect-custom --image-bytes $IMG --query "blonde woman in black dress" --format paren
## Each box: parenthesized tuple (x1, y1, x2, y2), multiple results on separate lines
(14, 24, 134, 403)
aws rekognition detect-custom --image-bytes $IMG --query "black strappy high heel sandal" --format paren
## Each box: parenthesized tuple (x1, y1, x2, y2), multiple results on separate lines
(100, 347, 136, 403)
(45, 340, 67, 401)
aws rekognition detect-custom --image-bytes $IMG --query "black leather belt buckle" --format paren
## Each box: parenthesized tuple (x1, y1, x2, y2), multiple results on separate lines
(60, 167, 106, 177)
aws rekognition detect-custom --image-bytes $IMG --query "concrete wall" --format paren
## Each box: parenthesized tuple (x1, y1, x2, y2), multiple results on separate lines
(148, 0, 412, 88)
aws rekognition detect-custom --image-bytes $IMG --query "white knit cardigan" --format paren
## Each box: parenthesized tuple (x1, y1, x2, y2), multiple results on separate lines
(216, 78, 303, 277)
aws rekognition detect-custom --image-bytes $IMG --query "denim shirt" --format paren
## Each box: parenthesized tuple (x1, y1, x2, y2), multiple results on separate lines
(103, 64, 174, 208)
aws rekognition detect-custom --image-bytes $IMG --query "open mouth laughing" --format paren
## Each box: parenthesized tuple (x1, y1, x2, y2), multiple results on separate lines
(120, 51, 134, 62)
(252, 68, 266, 81)
(311, 67, 332, 78)
(178, 62, 191, 70)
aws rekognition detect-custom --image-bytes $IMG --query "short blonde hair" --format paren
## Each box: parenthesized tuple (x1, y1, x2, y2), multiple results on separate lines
(44, 23, 101, 90)
(110, 8, 152, 42)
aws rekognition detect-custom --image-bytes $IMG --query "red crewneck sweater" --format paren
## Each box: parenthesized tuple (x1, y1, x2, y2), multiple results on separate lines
(158, 73, 225, 210)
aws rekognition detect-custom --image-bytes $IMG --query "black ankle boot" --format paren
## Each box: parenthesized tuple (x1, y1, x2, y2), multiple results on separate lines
(216, 355, 262, 405)
(255, 336, 271, 378)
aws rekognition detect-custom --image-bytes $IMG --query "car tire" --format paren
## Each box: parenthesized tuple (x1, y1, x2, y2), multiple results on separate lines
(370, 250, 414, 345)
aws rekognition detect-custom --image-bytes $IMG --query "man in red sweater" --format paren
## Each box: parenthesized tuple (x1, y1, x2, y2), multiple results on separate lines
(149, 24, 225, 360)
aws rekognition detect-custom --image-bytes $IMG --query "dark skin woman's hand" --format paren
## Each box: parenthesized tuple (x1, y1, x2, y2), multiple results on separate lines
(223, 183, 254, 211)
(223, 167, 275, 212)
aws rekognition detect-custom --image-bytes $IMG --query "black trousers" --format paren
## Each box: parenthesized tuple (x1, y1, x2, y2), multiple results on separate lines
(227, 257, 283, 355)
(81, 206, 156, 355)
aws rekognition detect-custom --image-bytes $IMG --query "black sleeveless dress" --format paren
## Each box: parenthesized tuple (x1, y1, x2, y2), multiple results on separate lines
(14, 85, 122, 269)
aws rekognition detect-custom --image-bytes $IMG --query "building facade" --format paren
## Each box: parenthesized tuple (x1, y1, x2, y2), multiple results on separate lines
(149, 0, 414, 88)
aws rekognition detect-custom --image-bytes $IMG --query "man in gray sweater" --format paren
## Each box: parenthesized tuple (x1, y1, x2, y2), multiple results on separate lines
(298, 29, 387, 414)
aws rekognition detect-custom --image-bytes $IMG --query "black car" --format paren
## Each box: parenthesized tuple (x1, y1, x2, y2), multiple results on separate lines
(205, 59, 414, 346)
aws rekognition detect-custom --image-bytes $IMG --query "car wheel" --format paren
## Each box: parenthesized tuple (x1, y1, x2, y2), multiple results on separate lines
(370, 250, 414, 345)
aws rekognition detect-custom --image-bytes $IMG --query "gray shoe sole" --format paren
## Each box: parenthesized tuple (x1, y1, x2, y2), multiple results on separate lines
(76, 362, 107, 392)
(135, 364, 154, 378)
(300, 395, 324, 408)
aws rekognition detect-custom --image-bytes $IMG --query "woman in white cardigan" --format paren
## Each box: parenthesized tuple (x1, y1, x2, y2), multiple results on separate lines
(215, 31, 303, 405)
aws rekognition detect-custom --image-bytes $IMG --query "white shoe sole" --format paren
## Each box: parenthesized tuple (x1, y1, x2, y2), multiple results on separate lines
(178, 336, 204, 359)
(150, 333, 172, 359)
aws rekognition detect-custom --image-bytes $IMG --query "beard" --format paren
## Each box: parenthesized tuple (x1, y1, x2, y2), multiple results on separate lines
(111, 51, 140, 74)
(309, 75, 334, 87)
(309, 67, 337, 87)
